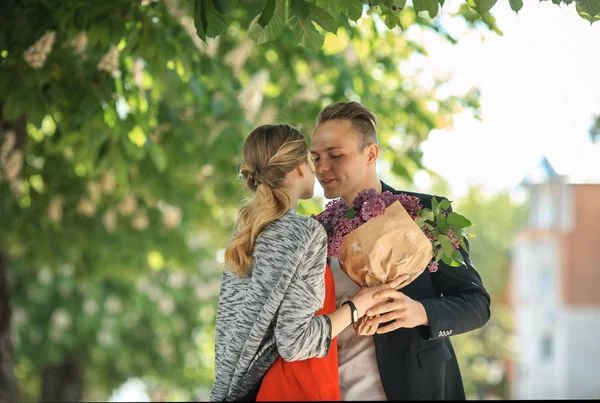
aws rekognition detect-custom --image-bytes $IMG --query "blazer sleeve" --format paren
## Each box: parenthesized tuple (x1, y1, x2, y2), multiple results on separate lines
(417, 202, 492, 340)
(274, 220, 333, 361)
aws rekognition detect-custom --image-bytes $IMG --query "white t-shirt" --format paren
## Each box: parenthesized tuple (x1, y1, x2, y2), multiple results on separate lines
(330, 258, 388, 401)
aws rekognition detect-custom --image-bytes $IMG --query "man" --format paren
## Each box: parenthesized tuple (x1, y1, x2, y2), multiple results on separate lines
(310, 101, 491, 400)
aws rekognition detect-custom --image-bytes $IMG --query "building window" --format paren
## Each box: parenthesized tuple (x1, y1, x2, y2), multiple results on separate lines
(538, 267, 553, 297)
(540, 333, 553, 362)
(535, 186, 554, 228)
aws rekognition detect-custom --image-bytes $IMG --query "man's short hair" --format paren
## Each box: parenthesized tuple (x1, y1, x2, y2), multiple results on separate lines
(316, 101, 380, 150)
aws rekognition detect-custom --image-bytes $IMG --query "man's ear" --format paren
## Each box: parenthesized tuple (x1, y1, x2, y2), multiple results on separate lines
(366, 144, 379, 166)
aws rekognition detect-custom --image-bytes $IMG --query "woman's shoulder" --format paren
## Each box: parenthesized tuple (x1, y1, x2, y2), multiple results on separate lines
(261, 211, 326, 245)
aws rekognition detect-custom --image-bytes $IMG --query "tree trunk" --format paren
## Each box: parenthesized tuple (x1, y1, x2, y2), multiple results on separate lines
(0, 252, 19, 403)
(41, 356, 84, 402)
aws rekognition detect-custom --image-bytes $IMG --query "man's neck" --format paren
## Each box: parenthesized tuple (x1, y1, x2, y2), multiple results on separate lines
(342, 175, 383, 205)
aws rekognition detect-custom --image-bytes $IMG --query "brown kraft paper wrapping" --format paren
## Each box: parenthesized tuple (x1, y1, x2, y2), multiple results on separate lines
(337, 201, 433, 335)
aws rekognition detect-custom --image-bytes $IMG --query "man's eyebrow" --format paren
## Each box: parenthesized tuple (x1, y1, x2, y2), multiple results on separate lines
(311, 147, 344, 153)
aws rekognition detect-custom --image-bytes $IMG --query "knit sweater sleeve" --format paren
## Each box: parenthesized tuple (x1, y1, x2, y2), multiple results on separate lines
(273, 219, 332, 362)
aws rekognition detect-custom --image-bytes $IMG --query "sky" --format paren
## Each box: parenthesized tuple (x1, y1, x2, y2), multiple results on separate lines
(401, 0, 600, 199)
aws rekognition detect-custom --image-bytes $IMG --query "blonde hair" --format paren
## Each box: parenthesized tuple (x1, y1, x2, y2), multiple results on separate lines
(316, 101, 380, 150)
(225, 124, 310, 277)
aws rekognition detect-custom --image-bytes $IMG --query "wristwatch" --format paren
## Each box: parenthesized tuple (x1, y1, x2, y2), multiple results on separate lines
(342, 300, 358, 325)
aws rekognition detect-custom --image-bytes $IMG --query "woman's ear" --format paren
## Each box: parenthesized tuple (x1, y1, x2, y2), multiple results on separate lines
(295, 162, 306, 178)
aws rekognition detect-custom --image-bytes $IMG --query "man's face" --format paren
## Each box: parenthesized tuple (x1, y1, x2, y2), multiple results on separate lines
(310, 119, 371, 201)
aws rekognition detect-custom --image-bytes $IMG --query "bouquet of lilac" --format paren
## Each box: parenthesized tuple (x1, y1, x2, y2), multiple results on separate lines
(312, 188, 474, 276)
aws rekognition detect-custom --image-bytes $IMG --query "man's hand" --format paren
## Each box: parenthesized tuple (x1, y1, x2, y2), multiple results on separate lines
(364, 290, 429, 334)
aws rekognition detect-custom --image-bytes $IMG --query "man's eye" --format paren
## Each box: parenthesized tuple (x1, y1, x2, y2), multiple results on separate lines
(330, 154, 341, 159)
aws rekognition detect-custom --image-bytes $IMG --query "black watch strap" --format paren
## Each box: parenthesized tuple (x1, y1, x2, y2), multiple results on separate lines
(342, 300, 359, 325)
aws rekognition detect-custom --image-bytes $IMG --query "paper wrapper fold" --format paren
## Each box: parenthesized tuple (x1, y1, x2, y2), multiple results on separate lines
(337, 201, 433, 335)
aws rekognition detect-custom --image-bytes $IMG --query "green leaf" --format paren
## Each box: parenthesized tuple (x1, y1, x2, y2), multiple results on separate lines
(291, 0, 310, 18)
(248, 0, 286, 44)
(509, 0, 523, 12)
(393, 0, 408, 9)
(468, 0, 498, 15)
(382, 10, 402, 29)
(576, 0, 600, 23)
(437, 234, 453, 258)
(439, 198, 451, 211)
(149, 144, 168, 173)
(414, 0, 440, 18)
(419, 209, 435, 222)
(459, 237, 468, 250)
(452, 249, 466, 266)
(345, 206, 355, 219)
(309, 4, 337, 33)
(3, 90, 27, 121)
(185, 0, 195, 15)
(212, 0, 233, 15)
(343, 0, 364, 21)
(431, 196, 439, 212)
(316, 0, 343, 16)
(437, 212, 447, 225)
(289, 14, 325, 50)
(258, 0, 276, 27)
(194, 0, 208, 40)
(205, 0, 228, 37)
(443, 255, 463, 267)
(447, 212, 473, 228)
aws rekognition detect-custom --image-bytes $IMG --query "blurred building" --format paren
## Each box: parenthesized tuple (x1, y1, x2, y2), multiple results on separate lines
(509, 148, 600, 399)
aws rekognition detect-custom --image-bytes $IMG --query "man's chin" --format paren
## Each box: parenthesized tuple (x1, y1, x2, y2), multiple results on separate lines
(323, 188, 343, 200)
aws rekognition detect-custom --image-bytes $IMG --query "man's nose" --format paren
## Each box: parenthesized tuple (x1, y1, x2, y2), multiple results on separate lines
(316, 159, 330, 174)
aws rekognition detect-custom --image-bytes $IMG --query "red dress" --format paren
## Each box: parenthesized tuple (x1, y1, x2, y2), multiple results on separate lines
(256, 263, 340, 401)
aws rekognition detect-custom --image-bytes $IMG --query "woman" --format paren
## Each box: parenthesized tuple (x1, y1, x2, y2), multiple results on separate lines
(209, 124, 408, 402)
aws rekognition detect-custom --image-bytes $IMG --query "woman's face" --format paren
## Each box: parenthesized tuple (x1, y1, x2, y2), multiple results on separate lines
(300, 154, 316, 200)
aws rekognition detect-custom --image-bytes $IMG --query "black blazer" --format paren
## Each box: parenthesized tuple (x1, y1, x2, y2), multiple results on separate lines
(374, 181, 491, 400)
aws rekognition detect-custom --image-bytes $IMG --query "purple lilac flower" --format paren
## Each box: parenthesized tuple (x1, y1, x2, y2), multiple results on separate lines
(335, 216, 361, 238)
(394, 193, 422, 218)
(327, 232, 343, 258)
(312, 198, 350, 230)
(423, 226, 437, 242)
(353, 188, 380, 211)
(427, 259, 439, 273)
(360, 198, 386, 221)
(447, 229, 460, 250)
(380, 190, 397, 207)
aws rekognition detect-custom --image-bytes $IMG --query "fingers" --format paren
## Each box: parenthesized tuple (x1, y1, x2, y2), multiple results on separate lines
(367, 302, 404, 317)
(388, 273, 411, 290)
(373, 289, 405, 301)
(367, 311, 402, 326)
(375, 320, 403, 334)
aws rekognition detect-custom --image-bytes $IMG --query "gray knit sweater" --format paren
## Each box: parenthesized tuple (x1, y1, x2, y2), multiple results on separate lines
(209, 209, 333, 402)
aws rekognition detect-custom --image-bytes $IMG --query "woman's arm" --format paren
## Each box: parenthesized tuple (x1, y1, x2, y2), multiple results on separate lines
(274, 220, 410, 362)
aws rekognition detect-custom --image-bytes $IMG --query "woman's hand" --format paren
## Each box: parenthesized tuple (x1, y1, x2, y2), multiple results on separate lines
(349, 273, 412, 318)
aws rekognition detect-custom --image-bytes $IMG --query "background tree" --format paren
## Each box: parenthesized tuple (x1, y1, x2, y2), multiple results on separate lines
(187, 0, 599, 51)
(589, 114, 600, 143)
(450, 186, 527, 399)
(0, 0, 499, 400)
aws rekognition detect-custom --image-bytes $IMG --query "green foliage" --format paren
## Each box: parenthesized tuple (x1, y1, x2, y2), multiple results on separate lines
(9, 256, 221, 400)
(589, 114, 600, 143)
(450, 186, 527, 399)
(0, 0, 504, 399)
(184, 0, 598, 51)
